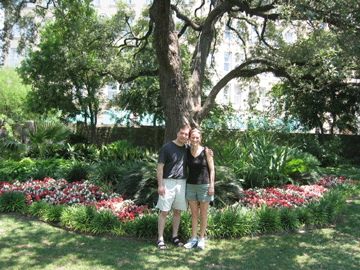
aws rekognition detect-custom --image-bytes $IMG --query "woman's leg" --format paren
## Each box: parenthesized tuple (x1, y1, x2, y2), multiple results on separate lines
(188, 200, 199, 239)
(199, 201, 210, 239)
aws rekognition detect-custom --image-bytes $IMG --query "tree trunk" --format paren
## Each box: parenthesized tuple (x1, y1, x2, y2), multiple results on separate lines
(150, 0, 191, 143)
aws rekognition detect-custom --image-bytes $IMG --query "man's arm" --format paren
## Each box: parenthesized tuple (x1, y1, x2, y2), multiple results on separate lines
(157, 162, 166, 195)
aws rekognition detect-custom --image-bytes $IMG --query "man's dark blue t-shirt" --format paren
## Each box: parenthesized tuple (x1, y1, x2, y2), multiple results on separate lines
(158, 141, 189, 179)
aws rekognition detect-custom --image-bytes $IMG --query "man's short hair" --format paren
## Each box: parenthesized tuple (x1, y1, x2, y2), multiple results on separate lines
(177, 124, 191, 133)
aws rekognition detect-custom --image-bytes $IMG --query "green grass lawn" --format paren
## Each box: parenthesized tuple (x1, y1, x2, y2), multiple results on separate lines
(1, 195, 360, 270)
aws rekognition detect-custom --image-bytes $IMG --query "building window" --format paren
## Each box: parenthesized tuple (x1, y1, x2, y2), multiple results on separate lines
(224, 27, 231, 42)
(234, 85, 243, 109)
(26, 2, 36, 8)
(250, 27, 257, 44)
(224, 52, 232, 72)
(10, 49, 21, 67)
(235, 53, 244, 67)
(223, 85, 230, 103)
(284, 32, 295, 43)
(108, 83, 118, 100)
(91, 0, 101, 5)
(12, 24, 21, 38)
(259, 87, 267, 108)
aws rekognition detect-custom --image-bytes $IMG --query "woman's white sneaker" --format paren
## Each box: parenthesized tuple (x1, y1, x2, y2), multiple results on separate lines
(184, 238, 198, 249)
(197, 238, 205, 250)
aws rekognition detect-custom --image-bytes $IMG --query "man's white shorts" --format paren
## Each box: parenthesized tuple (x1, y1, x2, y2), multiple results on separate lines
(155, 179, 187, 211)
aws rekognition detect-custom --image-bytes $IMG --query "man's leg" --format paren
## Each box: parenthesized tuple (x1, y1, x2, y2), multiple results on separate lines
(158, 210, 168, 240)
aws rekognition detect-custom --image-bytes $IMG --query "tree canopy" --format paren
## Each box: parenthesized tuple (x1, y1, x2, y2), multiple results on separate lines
(0, 67, 32, 126)
(2, 0, 360, 141)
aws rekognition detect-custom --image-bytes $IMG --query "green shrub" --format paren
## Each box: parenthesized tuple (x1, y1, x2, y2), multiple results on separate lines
(256, 205, 282, 233)
(30, 164, 53, 181)
(207, 206, 255, 238)
(212, 166, 242, 208)
(99, 140, 149, 162)
(0, 158, 34, 182)
(0, 191, 28, 213)
(213, 131, 321, 189)
(112, 156, 159, 207)
(29, 201, 51, 218)
(63, 160, 92, 183)
(178, 210, 192, 240)
(43, 204, 65, 223)
(306, 201, 328, 227)
(60, 205, 96, 232)
(90, 209, 121, 234)
(131, 157, 159, 207)
(296, 206, 315, 227)
(279, 207, 301, 231)
(91, 159, 126, 189)
(130, 212, 160, 238)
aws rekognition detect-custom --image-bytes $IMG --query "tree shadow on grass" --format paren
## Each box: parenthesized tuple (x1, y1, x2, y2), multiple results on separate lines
(0, 197, 359, 269)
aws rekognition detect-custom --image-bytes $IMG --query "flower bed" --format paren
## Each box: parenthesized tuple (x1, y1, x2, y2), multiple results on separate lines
(0, 176, 357, 224)
(0, 177, 147, 222)
(235, 176, 357, 209)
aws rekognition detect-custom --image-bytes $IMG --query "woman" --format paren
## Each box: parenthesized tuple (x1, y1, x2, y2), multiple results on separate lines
(184, 128, 215, 250)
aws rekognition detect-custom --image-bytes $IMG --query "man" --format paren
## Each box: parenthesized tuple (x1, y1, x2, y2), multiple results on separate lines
(156, 124, 191, 250)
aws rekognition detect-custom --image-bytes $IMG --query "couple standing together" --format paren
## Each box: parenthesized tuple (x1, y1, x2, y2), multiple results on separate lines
(156, 124, 215, 250)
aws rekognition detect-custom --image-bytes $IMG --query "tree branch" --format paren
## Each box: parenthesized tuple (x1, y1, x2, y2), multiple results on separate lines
(170, 4, 202, 31)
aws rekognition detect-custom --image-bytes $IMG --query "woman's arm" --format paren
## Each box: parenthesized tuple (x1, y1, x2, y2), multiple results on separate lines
(205, 150, 215, 196)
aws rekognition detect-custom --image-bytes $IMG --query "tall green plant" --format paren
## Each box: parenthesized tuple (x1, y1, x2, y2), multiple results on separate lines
(214, 130, 320, 189)
(28, 121, 72, 159)
(99, 140, 149, 162)
(0, 191, 28, 213)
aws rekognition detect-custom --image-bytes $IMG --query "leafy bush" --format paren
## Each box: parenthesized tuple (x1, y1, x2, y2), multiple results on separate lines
(213, 131, 320, 189)
(29, 201, 51, 218)
(43, 204, 65, 223)
(306, 201, 329, 227)
(211, 166, 242, 208)
(296, 206, 315, 227)
(0, 158, 34, 182)
(129, 212, 159, 238)
(279, 207, 301, 231)
(113, 156, 159, 207)
(60, 205, 96, 232)
(90, 209, 121, 234)
(62, 160, 92, 183)
(0, 191, 28, 213)
(99, 140, 149, 162)
(207, 206, 255, 238)
(91, 159, 126, 190)
(0, 138, 27, 161)
(256, 206, 282, 233)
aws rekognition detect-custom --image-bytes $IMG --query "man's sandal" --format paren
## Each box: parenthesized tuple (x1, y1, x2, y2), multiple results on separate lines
(171, 236, 184, 247)
(157, 240, 168, 250)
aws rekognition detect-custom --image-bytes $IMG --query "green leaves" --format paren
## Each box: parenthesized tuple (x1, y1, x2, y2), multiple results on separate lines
(0, 191, 28, 213)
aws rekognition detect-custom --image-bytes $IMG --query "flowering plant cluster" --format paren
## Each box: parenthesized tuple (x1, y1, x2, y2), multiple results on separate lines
(0, 177, 119, 205)
(97, 197, 150, 222)
(0, 177, 147, 222)
(235, 176, 356, 209)
(317, 175, 358, 188)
